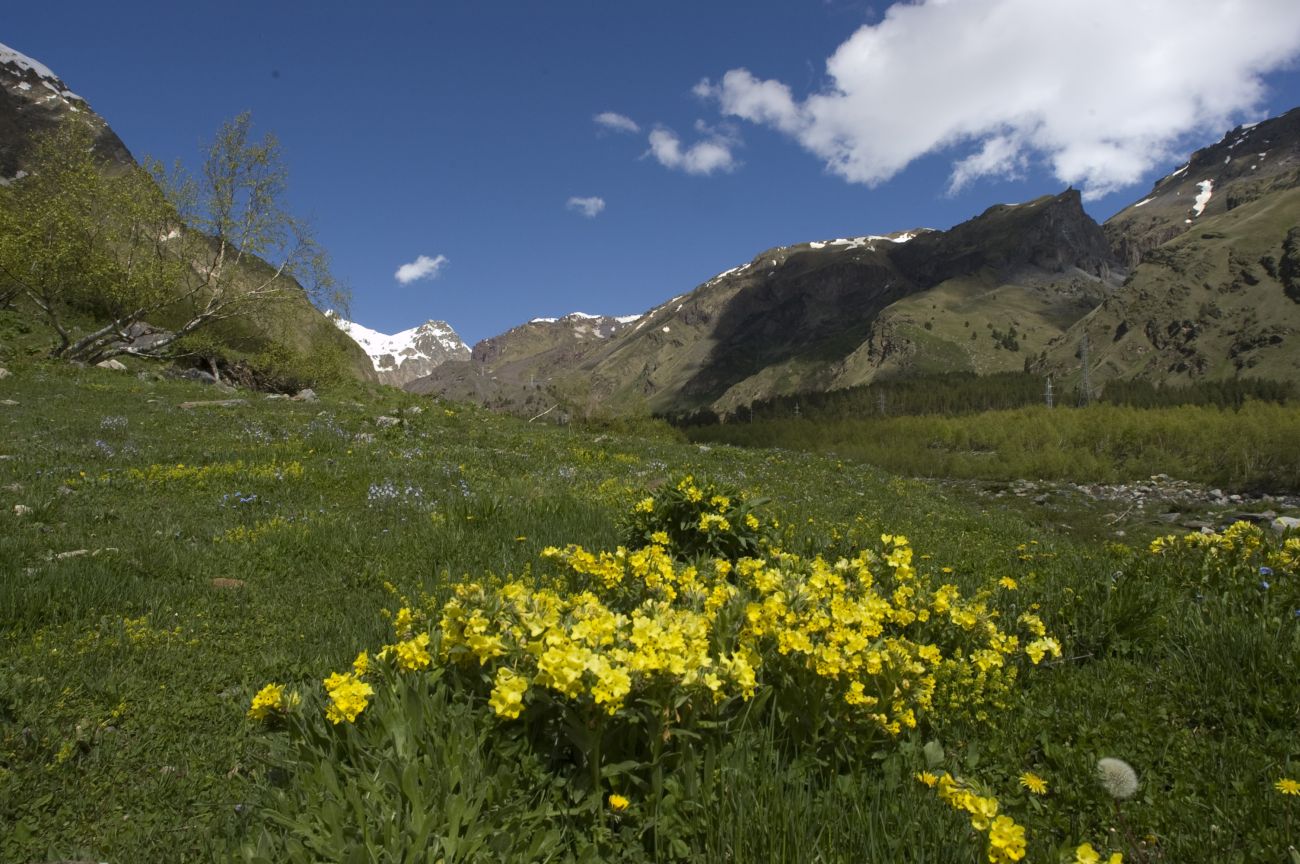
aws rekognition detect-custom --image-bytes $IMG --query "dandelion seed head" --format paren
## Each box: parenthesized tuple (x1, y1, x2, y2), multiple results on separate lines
(1097, 757, 1139, 800)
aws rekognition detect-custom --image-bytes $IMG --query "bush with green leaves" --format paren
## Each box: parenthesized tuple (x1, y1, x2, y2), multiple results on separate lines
(619, 474, 771, 561)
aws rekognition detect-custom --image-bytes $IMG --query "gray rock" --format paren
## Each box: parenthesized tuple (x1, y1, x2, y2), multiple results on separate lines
(292, 388, 318, 402)
(175, 368, 218, 385)
(0, 399, 17, 406)
(0, 367, 9, 379)
(404, 405, 424, 415)
(179, 399, 248, 410)
(13, 504, 32, 517)
(375, 415, 400, 428)
(95, 359, 127, 371)
(1273, 516, 1300, 534)
(265, 393, 290, 400)
(352, 432, 376, 444)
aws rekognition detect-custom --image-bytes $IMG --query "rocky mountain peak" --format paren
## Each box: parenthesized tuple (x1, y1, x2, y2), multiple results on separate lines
(329, 313, 470, 387)
(0, 41, 133, 179)
(892, 188, 1117, 286)
(1105, 107, 1300, 267)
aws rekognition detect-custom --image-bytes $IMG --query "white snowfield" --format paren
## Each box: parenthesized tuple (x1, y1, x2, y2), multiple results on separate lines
(329, 314, 467, 374)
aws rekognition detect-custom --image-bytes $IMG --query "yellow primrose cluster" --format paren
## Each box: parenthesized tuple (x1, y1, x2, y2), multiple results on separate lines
(1149, 520, 1266, 557)
(247, 682, 299, 720)
(918, 771, 1026, 863)
(426, 533, 1055, 739)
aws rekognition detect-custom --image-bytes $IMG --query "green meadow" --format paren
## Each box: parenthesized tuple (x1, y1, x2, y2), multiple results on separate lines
(1, 361, 1298, 863)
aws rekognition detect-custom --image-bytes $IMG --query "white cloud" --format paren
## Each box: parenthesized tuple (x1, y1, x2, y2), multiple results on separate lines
(699, 0, 1300, 199)
(394, 254, 449, 285)
(594, 111, 640, 134)
(567, 196, 606, 217)
(647, 123, 740, 176)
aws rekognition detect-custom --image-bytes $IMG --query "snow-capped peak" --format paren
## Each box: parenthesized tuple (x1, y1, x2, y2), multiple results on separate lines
(0, 41, 82, 100)
(329, 312, 469, 386)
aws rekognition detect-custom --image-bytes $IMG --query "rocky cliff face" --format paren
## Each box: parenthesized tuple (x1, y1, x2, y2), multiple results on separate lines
(1104, 107, 1300, 268)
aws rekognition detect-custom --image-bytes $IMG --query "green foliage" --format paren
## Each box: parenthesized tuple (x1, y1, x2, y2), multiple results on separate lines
(619, 475, 771, 560)
(0, 115, 348, 369)
(687, 401, 1300, 491)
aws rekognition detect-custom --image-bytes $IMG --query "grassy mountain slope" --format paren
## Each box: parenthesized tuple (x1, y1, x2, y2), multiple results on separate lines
(0, 45, 374, 386)
(1037, 185, 1300, 388)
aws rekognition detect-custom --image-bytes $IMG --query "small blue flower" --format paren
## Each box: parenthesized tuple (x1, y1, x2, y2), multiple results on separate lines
(1260, 580, 1271, 591)
(1260, 566, 1274, 577)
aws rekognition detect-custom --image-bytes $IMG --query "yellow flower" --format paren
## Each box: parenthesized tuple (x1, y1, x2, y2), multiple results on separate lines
(352, 650, 370, 676)
(324, 672, 374, 724)
(608, 793, 630, 812)
(999, 576, 1018, 590)
(1018, 772, 1048, 795)
(634, 497, 655, 513)
(394, 606, 416, 637)
(247, 683, 293, 720)
(395, 632, 432, 671)
(915, 771, 939, 787)
(987, 815, 1026, 863)
(1074, 843, 1100, 864)
(744, 513, 759, 530)
(651, 530, 670, 545)
(1276, 778, 1300, 795)
(488, 667, 529, 719)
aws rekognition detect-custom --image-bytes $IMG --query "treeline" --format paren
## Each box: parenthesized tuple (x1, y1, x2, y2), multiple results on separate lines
(663, 372, 1048, 427)
(684, 401, 1300, 491)
(663, 372, 1295, 428)
(1099, 377, 1294, 409)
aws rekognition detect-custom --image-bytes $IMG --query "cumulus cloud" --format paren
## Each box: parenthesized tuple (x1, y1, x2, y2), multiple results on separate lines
(394, 254, 449, 285)
(647, 121, 740, 176)
(567, 196, 606, 217)
(594, 111, 641, 134)
(697, 0, 1300, 199)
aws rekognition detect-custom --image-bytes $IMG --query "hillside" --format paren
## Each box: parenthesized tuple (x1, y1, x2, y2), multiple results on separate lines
(410, 191, 1124, 416)
(0, 42, 375, 386)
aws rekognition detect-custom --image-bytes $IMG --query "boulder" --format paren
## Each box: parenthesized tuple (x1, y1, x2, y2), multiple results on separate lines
(96, 359, 128, 371)
(292, 388, 317, 402)
(1273, 516, 1300, 535)
(375, 415, 400, 428)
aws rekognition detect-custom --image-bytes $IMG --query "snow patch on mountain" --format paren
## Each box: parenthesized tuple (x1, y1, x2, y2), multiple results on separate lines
(0, 42, 82, 100)
(329, 312, 469, 385)
(1191, 179, 1213, 217)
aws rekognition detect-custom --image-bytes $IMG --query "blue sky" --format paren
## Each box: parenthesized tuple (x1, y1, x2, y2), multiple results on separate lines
(7, 1, 1300, 345)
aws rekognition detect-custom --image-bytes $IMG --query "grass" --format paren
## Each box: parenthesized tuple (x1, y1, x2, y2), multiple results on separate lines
(1, 359, 1297, 862)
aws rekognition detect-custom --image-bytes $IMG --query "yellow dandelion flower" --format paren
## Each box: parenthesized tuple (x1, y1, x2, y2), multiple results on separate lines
(608, 793, 630, 812)
(1276, 778, 1300, 795)
(999, 576, 1018, 590)
(1018, 772, 1048, 795)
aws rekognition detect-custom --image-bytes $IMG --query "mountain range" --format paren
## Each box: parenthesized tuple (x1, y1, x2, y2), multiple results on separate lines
(5, 40, 1298, 412)
(403, 107, 1300, 418)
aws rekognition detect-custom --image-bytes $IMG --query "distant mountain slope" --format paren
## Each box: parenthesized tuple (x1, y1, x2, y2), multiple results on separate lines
(0, 42, 375, 385)
(330, 314, 469, 386)
(409, 190, 1124, 416)
(1036, 185, 1300, 387)
(1105, 107, 1300, 267)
